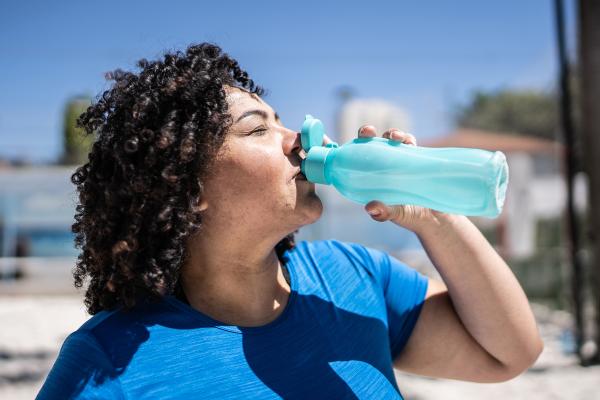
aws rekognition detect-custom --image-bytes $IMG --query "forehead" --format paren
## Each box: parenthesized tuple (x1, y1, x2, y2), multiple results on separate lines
(225, 87, 270, 118)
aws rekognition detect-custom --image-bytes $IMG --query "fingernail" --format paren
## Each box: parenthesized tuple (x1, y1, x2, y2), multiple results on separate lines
(368, 209, 381, 217)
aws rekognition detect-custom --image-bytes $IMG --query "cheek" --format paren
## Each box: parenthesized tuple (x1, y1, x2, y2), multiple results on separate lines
(237, 149, 282, 183)
(211, 148, 286, 201)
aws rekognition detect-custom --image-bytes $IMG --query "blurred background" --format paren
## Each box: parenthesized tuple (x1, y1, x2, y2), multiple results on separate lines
(1, 0, 599, 398)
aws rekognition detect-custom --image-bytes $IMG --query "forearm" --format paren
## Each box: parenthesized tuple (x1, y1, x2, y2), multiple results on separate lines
(413, 213, 543, 368)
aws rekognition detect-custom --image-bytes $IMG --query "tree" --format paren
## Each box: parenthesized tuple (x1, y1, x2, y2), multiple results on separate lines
(60, 96, 93, 165)
(454, 88, 560, 141)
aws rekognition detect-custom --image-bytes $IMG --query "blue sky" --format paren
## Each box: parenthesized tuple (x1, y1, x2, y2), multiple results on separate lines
(0, 0, 576, 163)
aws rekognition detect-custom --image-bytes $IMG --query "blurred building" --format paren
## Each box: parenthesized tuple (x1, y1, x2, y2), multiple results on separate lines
(336, 98, 411, 144)
(0, 166, 78, 294)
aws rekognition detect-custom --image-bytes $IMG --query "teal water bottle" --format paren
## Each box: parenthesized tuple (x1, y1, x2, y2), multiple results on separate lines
(300, 115, 509, 218)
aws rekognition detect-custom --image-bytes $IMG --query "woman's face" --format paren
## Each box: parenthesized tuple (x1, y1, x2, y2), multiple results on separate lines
(199, 87, 323, 238)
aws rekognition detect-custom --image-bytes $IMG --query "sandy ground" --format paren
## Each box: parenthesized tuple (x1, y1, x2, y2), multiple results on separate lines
(0, 296, 598, 400)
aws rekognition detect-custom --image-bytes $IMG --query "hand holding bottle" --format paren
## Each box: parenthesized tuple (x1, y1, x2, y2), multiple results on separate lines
(357, 125, 449, 233)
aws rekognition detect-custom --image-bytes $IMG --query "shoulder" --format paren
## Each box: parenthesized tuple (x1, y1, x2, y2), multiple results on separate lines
(77, 306, 139, 345)
(292, 239, 394, 283)
(292, 239, 378, 260)
(69, 298, 176, 363)
(37, 298, 176, 398)
(36, 328, 125, 399)
(289, 239, 366, 267)
(295, 240, 427, 293)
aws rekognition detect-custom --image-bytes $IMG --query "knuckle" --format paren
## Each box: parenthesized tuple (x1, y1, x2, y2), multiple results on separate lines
(358, 124, 370, 134)
(390, 206, 403, 220)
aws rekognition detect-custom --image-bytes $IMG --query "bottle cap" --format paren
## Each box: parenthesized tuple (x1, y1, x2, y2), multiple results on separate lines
(300, 115, 338, 185)
(300, 115, 325, 152)
(302, 145, 332, 184)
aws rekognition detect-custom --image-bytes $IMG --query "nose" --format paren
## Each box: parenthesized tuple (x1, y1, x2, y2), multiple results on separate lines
(284, 128, 306, 160)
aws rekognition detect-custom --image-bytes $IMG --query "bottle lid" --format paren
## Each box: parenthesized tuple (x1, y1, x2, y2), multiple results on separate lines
(300, 115, 339, 185)
(300, 115, 325, 152)
(302, 146, 332, 185)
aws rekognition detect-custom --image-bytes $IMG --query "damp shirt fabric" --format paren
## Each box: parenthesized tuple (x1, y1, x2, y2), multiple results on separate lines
(36, 239, 429, 399)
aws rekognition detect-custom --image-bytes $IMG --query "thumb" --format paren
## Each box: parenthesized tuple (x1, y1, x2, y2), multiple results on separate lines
(365, 200, 390, 222)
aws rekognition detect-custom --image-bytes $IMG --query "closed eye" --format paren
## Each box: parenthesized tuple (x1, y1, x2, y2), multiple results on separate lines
(249, 126, 268, 136)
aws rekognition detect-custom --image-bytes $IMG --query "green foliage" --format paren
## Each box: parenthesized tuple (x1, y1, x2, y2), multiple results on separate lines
(455, 89, 560, 140)
(61, 97, 93, 165)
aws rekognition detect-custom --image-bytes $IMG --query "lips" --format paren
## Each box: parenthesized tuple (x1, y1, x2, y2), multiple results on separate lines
(294, 170, 307, 181)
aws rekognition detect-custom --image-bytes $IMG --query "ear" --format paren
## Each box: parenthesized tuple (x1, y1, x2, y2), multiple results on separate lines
(197, 199, 208, 212)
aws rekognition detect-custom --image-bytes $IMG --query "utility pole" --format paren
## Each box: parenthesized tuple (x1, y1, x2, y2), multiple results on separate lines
(579, 0, 600, 365)
(555, 0, 586, 364)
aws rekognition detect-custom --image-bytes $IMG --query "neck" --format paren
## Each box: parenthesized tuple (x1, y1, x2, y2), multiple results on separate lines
(178, 230, 292, 327)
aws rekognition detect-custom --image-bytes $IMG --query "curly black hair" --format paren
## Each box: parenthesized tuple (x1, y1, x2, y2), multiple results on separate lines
(71, 43, 297, 315)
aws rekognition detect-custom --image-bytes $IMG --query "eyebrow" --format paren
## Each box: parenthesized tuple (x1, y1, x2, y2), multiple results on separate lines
(235, 109, 280, 123)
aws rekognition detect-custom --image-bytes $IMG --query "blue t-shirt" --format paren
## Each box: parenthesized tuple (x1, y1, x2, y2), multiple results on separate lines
(37, 240, 428, 399)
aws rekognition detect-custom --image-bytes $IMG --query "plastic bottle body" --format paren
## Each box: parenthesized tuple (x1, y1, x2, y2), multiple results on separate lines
(317, 137, 508, 218)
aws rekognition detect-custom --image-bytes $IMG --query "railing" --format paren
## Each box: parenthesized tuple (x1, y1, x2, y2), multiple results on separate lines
(0, 257, 79, 295)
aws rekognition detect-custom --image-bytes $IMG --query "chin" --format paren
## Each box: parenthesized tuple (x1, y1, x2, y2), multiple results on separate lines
(299, 194, 323, 225)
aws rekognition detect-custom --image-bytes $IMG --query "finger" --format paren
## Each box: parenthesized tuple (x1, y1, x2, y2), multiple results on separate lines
(382, 129, 417, 145)
(322, 133, 333, 146)
(357, 125, 377, 138)
(366, 200, 407, 223)
(405, 133, 417, 145)
(365, 200, 388, 221)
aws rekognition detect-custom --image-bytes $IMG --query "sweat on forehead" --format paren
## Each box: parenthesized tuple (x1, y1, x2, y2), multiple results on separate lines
(225, 86, 262, 102)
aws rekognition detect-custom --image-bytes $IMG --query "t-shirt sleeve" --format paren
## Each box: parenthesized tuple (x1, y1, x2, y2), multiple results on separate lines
(380, 250, 429, 359)
(36, 330, 125, 399)
(341, 241, 429, 359)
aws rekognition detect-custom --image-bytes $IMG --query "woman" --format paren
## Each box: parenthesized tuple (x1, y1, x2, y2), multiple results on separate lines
(37, 43, 543, 399)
